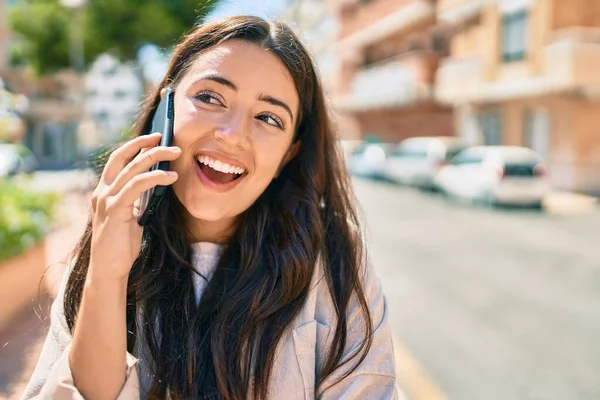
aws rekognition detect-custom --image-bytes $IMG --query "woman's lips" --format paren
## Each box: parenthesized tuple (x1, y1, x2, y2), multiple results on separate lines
(194, 159, 246, 192)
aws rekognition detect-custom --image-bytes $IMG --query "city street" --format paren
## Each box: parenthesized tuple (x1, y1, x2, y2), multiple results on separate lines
(355, 178, 600, 400)
(2, 174, 599, 399)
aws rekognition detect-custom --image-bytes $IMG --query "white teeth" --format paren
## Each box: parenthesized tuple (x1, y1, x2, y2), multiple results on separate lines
(196, 155, 246, 175)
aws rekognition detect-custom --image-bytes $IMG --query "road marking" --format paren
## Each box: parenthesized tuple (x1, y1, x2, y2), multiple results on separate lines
(393, 334, 450, 400)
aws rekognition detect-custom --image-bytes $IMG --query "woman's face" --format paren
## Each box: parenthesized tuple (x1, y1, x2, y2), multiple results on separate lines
(169, 39, 300, 240)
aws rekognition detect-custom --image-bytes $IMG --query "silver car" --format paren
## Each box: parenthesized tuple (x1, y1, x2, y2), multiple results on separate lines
(434, 146, 550, 207)
(383, 137, 467, 190)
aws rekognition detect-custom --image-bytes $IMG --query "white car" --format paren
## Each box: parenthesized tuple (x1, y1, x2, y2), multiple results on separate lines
(339, 139, 363, 166)
(434, 146, 550, 207)
(383, 136, 467, 190)
(348, 143, 392, 179)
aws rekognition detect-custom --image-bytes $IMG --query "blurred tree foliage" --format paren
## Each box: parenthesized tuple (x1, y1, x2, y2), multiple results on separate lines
(0, 179, 59, 261)
(8, 0, 220, 74)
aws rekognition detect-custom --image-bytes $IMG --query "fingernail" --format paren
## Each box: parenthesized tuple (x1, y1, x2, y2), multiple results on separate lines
(166, 171, 178, 176)
(172, 146, 181, 152)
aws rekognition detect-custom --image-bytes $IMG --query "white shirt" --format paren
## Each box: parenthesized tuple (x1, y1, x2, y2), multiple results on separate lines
(190, 242, 224, 304)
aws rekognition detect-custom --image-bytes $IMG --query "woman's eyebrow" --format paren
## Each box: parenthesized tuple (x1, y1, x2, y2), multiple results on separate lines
(259, 94, 294, 123)
(191, 74, 238, 91)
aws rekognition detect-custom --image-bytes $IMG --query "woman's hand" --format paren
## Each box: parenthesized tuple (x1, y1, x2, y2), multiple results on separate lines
(88, 132, 181, 283)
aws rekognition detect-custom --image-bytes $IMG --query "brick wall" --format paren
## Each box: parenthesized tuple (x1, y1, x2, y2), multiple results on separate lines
(354, 105, 454, 142)
(339, 0, 430, 39)
(551, 0, 600, 29)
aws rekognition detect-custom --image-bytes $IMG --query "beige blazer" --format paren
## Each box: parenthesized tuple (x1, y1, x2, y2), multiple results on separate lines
(21, 257, 399, 399)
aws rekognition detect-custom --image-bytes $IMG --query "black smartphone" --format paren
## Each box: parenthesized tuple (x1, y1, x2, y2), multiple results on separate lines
(137, 88, 175, 226)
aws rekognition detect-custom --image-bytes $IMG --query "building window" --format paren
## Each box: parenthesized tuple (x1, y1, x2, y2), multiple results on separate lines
(479, 110, 502, 145)
(432, 32, 446, 53)
(501, 10, 528, 62)
(114, 90, 128, 99)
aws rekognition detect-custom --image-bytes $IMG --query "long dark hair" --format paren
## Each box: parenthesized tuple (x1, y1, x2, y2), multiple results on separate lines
(63, 16, 372, 399)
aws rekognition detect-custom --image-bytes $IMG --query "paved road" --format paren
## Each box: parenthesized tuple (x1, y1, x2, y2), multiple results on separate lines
(354, 178, 600, 400)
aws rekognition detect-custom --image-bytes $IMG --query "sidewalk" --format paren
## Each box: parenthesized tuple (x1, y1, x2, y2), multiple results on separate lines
(544, 191, 599, 215)
(0, 192, 90, 399)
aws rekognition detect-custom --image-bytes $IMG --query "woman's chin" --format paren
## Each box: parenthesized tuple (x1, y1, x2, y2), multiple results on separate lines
(184, 204, 231, 223)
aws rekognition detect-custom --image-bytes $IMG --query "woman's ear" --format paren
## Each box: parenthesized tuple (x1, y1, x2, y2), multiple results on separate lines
(276, 141, 301, 177)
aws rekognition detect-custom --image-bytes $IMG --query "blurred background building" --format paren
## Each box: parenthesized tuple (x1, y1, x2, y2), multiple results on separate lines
(82, 54, 144, 152)
(0, 0, 84, 169)
(436, 0, 600, 194)
(331, 0, 454, 142)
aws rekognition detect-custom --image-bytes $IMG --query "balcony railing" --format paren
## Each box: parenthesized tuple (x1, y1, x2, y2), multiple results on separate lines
(435, 28, 600, 103)
(437, 0, 488, 23)
(337, 0, 436, 51)
(336, 51, 437, 111)
(435, 58, 484, 103)
(543, 28, 600, 91)
(28, 98, 83, 121)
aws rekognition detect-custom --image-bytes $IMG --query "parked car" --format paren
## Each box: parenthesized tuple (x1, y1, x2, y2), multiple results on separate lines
(434, 146, 550, 207)
(348, 142, 392, 179)
(383, 136, 467, 190)
(339, 139, 364, 165)
(0, 144, 38, 178)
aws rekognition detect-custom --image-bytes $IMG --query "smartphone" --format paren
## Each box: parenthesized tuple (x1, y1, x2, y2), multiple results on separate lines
(137, 88, 175, 226)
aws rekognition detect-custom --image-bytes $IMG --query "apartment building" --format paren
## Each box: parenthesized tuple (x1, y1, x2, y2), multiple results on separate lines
(436, 0, 600, 193)
(332, 0, 454, 142)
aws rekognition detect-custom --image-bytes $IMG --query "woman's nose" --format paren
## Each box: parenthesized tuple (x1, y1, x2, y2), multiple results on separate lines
(213, 116, 249, 149)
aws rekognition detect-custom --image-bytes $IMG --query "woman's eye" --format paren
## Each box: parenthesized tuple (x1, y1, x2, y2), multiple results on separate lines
(194, 92, 223, 106)
(257, 113, 284, 130)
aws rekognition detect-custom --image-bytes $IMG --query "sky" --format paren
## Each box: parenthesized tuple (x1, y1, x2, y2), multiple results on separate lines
(138, 0, 290, 83)
(205, 0, 289, 22)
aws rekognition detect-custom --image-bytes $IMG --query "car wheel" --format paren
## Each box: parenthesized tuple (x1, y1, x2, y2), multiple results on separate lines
(477, 193, 496, 208)
(528, 201, 544, 211)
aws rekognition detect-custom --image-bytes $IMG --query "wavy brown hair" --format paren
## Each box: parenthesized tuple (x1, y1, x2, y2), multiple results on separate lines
(63, 16, 372, 399)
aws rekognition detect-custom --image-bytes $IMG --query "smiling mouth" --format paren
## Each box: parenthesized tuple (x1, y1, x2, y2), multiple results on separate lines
(196, 154, 247, 185)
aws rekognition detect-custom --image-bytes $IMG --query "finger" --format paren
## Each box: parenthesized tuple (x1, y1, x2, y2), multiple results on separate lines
(102, 133, 162, 184)
(109, 146, 181, 195)
(113, 169, 178, 207)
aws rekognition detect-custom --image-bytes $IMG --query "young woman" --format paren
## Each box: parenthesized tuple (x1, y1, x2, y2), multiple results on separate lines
(23, 16, 398, 400)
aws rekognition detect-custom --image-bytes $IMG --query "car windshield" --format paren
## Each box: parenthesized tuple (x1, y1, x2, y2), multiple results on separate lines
(445, 147, 466, 162)
(452, 152, 484, 165)
(503, 162, 538, 177)
(394, 145, 428, 158)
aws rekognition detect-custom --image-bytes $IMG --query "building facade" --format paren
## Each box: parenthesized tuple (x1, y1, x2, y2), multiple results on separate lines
(436, 0, 600, 194)
(332, 0, 454, 142)
(83, 53, 144, 150)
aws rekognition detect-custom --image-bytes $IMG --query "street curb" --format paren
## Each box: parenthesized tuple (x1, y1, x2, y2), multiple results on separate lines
(543, 191, 598, 215)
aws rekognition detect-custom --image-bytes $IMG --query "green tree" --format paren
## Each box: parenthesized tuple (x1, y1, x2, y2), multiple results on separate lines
(9, 0, 220, 74)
